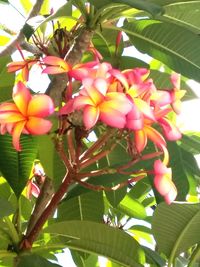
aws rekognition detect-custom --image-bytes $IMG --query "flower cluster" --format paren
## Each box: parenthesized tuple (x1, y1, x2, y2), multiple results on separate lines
(0, 51, 185, 204)
(42, 56, 185, 204)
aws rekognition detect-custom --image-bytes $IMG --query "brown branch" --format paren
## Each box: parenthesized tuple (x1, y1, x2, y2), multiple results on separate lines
(66, 129, 76, 164)
(26, 176, 54, 236)
(0, 0, 44, 57)
(21, 171, 74, 249)
(74, 174, 146, 192)
(20, 41, 41, 54)
(80, 129, 116, 162)
(76, 168, 116, 180)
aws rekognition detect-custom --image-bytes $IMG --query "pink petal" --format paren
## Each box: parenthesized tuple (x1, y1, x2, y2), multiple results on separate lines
(154, 159, 171, 176)
(154, 174, 173, 196)
(134, 129, 147, 153)
(164, 184, 177, 204)
(82, 78, 105, 104)
(73, 96, 94, 110)
(59, 99, 75, 115)
(159, 118, 182, 141)
(42, 66, 68, 74)
(83, 105, 99, 129)
(134, 98, 155, 121)
(93, 78, 108, 96)
(145, 125, 166, 148)
(100, 109, 126, 128)
(0, 111, 25, 123)
(7, 61, 26, 72)
(171, 73, 180, 89)
(22, 64, 29, 81)
(126, 104, 143, 130)
(25, 117, 52, 135)
(12, 121, 26, 151)
(43, 56, 71, 70)
(0, 103, 18, 112)
(27, 95, 54, 117)
(105, 93, 132, 115)
(13, 81, 31, 116)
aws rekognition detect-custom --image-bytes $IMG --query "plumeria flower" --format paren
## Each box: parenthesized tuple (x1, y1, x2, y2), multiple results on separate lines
(0, 81, 54, 151)
(61, 77, 132, 129)
(151, 73, 186, 114)
(154, 159, 177, 204)
(42, 56, 98, 80)
(7, 45, 38, 82)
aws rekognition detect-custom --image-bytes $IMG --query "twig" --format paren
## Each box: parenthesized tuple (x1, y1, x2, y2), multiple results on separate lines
(80, 129, 116, 162)
(74, 174, 146, 192)
(0, 0, 44, 57)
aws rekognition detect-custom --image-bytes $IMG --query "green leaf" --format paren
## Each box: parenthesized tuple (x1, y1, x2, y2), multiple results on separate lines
(58, 191, 104, 222)
(167, 142, 190, 201)
(0, 198, 14, 218)
(179, 133, 200, 155)
(0, 56, 15, 103)
(0, 35, 10, 46)
(129, 225, 153, 244)
(112, 0, 163, 16)
(36, 135, 66, 189)
(44, 220, 145, 266)
(118, 191, 147, 219)
(19, 0, 32, 14)
(152, 202, 200, 262)
(0, 0, 9, 4)
(22, 23, 34, 40)
(0, 135, 37, 198)
(16, 254, 61, 267)
(160, 2, 200, 34)
(123, 19, 200, 82)
(141, 246, 166, 267)
(89, 0, 163, 15)
(105, 186, 127, 207)
(119, 56, 149, 70)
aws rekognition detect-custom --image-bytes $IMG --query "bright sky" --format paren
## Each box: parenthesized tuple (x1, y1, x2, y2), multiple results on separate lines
(0, 1, 200, 266)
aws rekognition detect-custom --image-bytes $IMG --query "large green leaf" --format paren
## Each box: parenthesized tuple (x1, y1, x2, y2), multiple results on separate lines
(160, 2, 200, 34)
(152, 202, 200, 264)
(58, 191, 104, 222)
(89, 0, 163, 15)
(0, 135, 37, 197)
(44, 220, 145, 266)
(112, 0, 163, 15)
(123, 20, 200, 82)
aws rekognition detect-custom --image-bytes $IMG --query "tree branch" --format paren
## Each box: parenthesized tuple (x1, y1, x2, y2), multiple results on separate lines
(21, 171, 74, 249)
(0, 0, 44, 57)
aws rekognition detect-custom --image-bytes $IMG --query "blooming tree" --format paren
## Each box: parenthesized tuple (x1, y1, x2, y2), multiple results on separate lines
(0, 1, 200, 266)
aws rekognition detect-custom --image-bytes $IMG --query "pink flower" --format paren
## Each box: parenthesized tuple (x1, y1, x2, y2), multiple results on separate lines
(0, 82, 54, 151)
(61, 77, 132, 129)
(154, 160, 177, 204)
